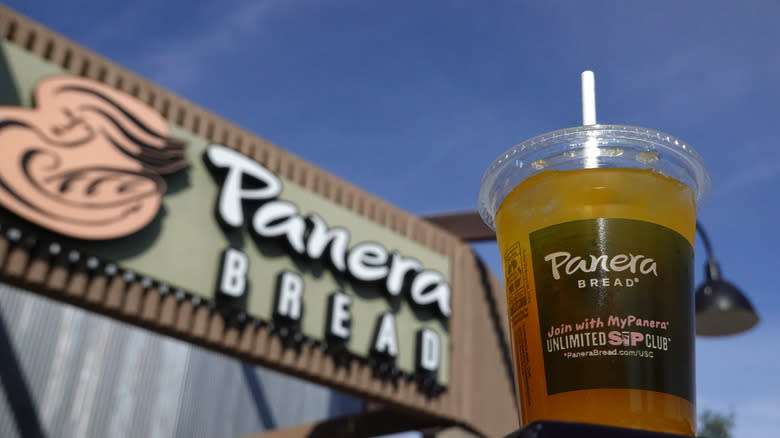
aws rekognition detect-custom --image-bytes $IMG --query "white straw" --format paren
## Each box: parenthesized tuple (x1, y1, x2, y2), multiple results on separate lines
(581, 70, 596, 125)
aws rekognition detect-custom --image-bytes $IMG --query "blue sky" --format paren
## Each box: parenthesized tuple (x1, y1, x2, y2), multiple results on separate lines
(7, 1, 780, 436)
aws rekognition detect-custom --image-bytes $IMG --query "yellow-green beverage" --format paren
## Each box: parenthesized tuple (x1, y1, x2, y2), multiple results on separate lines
(479, 125, 710, 435)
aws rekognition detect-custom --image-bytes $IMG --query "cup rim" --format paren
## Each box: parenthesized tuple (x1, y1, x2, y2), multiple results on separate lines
(477, 124, 712, 230)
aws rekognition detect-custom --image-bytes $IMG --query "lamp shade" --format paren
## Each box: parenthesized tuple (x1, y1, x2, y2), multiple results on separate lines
(695, 277, 759, 336)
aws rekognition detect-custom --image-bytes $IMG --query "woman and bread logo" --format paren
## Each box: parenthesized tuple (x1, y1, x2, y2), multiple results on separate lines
(0, 75, 188, 240)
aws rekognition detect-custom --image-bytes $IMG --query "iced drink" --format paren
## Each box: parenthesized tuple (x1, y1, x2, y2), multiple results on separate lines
(479, 125, 710, 435)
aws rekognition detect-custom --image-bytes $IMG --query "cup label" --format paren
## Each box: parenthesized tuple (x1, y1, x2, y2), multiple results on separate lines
(530, 218, 694, 401)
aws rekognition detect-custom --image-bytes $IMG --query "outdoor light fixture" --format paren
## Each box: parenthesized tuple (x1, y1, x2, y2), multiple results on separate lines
(694, 221, 759, 336)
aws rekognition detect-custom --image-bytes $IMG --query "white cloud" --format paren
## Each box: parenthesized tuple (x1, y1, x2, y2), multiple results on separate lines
(716, 159, 780, 199)
(696, 396, 779, 438)
(130, 0, 302, 91)
(733, 398, 780, 438)
(697, 322, 780, 438)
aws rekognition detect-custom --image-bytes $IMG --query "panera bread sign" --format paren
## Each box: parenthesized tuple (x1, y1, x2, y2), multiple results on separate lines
(204, 144, 451, 318)
(0, 63, 450, 384)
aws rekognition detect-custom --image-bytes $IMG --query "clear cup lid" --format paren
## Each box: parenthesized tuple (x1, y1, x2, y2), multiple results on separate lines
(477, 124, 711, 230)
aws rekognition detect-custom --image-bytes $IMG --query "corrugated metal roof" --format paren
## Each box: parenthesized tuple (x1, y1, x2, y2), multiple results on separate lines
(0, 283, 363, 438)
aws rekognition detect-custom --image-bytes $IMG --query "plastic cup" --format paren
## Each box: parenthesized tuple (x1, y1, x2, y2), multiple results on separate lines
(478, 124, 710, 435)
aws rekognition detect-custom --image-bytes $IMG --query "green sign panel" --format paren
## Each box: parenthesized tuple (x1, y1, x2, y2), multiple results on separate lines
(0, 40, 451, 384)
(530, 218, 693, 400)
